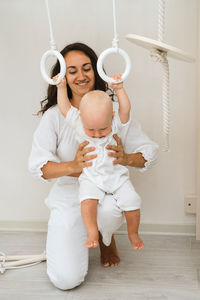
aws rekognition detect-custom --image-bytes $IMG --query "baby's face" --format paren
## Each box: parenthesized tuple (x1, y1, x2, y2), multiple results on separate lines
(81, 113, 113, 138)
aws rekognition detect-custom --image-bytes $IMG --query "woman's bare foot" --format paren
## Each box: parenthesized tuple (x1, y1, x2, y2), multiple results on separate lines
(129, 233, 144, 250)
(99, 233, 120, 267)
(85, 229, 99, 248)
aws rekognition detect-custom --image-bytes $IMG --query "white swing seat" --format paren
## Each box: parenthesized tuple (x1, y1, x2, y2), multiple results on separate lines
(126, 33, 195, 63)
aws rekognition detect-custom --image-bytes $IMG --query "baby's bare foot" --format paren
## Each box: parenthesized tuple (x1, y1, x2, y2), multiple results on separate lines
(129, 233, 144, 250)
(85, 230, 99, 248)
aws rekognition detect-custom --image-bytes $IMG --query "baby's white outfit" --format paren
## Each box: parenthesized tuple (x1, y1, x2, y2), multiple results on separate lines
(66, 105, 141, 210)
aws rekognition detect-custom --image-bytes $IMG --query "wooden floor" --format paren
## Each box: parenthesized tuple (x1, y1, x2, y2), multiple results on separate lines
(0, 232, 200, 300)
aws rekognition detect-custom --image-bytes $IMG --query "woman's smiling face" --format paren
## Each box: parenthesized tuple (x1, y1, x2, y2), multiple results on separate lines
(65, 50, 95, 99)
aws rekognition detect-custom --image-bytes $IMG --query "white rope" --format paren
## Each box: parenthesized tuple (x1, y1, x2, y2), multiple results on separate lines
(158, 0, 165, 42)
(40, 0, 66, 85)
(150, 50, 170, 151)
(151, 0, 170, 151)
(45, 0, 56, 50)
(112, 0, 119, 49)
(161, 57, 170, 151)
(0, 251, 46, 274)
(97, 0, 131, 84)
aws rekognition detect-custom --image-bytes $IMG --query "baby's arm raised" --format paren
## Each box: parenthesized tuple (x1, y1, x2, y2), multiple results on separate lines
(110, 74, 131, 124)
(53, 74, 71, 117)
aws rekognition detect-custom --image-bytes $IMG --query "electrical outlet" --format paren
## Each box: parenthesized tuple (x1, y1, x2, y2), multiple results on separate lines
(184, 196, 197, 214)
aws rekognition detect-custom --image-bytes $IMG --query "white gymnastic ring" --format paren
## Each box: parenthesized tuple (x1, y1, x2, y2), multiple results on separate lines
(97, 47, 131, 84)
(40, 49, 66, 85)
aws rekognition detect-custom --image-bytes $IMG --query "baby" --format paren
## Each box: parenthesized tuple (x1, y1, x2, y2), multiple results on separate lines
(54, 74, 144, 251)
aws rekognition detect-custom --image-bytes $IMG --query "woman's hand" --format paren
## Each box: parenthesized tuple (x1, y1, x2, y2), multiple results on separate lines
(71, 141, 97, 174)
(106, 134, 147, 168)
(106, 134, 128, 166)
(41, 142, 96, 180)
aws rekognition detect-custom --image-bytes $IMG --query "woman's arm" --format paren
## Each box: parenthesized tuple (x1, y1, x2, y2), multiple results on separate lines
(106, 134, 146, 168)
(29, 106, 97, 181)
(123, 153, 146, 168)
(41, 141, 97, 180)
(41, 161, 80, 179)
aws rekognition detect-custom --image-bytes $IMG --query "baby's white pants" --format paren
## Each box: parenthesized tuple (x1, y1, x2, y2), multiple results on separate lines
(79, 178, 141, 212)
(45, 178, 124, 290)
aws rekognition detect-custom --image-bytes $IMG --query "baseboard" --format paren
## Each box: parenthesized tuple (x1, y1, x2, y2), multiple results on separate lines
(0, 221, 48, 232)
(0, 221, 196, 236)
(119, 223, 196, 236)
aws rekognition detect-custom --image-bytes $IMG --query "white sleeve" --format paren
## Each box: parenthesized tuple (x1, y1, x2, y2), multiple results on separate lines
(122, 119, 159, 172)
(28, 108, 60, 182)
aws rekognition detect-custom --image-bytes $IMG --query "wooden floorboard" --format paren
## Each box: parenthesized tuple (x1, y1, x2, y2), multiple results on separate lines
(0, 232, 200, 299)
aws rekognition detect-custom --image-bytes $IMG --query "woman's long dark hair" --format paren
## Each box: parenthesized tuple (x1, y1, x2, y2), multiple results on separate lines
(38, 42, 114, 115)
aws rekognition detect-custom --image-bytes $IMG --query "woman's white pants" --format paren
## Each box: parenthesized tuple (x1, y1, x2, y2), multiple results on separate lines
(45, 178, 124, 290)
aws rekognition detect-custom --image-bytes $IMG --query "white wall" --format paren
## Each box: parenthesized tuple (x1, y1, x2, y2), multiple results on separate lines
(0, 0, 198, 228)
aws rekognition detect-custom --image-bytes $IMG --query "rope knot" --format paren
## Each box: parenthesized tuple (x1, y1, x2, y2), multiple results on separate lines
(112, 36, 119, 49)
(150, 48, 167, 63)
(50, 41, 57, 50)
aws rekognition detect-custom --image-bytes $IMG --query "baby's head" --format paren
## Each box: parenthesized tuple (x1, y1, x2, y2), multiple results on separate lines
(80, 90, 113, 138)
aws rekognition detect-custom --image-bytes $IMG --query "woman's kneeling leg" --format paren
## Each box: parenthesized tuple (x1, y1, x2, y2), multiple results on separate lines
(46, 212, 88, 290)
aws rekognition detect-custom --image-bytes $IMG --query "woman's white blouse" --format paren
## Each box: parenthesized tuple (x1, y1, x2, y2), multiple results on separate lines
(28, 104, 159, 182)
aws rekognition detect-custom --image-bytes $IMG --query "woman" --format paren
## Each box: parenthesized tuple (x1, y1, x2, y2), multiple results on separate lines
(29, 42, 158, 290)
